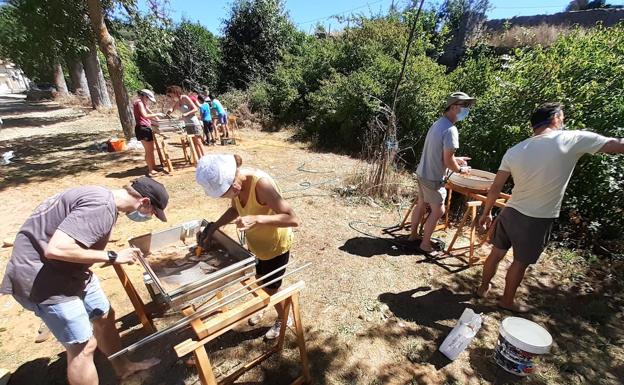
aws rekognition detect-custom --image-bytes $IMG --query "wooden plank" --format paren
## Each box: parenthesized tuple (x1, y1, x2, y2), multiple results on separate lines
(469, 205, 477, 261)
(113, 264, 156, 334)
(174, 281, 306, 357)
(193, 341, 218, 385)
(153, 133, 165, 167)
(445, 186, 453, 228)
(276, 299, 292, 351)
(291, 292, 312, 383)
(183, 306, 210, 339)
(446, 207, 470, 253)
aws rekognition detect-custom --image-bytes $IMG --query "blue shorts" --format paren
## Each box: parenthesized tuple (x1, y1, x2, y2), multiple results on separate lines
(13, 275, 110, 346)
(218, 114, 227, 124)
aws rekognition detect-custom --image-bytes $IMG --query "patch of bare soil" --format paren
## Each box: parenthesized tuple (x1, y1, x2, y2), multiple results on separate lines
(0, 97, 622, 385)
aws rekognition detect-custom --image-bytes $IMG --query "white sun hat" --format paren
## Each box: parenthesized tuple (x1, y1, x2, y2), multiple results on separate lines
(196, 154, 237, 197)
(140, 89, 156, 102)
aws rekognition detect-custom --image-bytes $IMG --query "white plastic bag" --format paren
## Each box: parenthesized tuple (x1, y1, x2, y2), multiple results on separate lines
(127, 138, 142, 150)
(439, 307, 483, 360)
(1, 151, 15, 165)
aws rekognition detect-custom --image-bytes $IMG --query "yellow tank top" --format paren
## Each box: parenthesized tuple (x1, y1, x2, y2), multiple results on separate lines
(234, 169, 293, 260)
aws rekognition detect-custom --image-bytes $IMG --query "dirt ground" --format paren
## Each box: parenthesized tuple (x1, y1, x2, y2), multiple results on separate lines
(0, 95, 623, 385)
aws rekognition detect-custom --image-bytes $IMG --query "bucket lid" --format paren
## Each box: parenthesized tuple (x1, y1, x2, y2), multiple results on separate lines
(500, 317, 552, 355)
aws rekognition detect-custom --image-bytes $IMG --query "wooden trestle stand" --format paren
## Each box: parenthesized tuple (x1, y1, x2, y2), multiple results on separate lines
(174, 280, 311, 385)
(112, 262, 312, 385)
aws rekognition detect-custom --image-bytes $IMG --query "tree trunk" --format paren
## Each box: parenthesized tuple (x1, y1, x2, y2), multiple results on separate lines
(53, 62, 69, 95)
(68, 58, 90, 97)
(86, 0, 134, 139)
(82, 41, 112, 109)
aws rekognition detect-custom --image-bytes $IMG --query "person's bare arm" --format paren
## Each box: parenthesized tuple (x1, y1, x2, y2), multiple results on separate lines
(235, 178, 299, 230)
(478, 170, 511, 229)
(137, 101, 160, 119)
(443, 149, 469, 174)
(180, 95, 198, 117)
(599, 138, 624, 154)
(45, 229, 140, 265)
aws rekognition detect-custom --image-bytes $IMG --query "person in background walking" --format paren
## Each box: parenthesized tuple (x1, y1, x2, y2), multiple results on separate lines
(166, 85, 205, 158)
(198, 95, 215, 145)
(209, 94, 229, 139)
(196, 154, 299, 340)
(132, 89, 163, 177)
(408, 92, 474, 255)
(477, 102, 624, 312)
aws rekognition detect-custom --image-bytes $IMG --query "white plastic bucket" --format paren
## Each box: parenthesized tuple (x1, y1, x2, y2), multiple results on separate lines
(494, 317, 552, 376)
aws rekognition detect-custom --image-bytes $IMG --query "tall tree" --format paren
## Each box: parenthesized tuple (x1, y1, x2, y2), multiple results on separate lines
(221, 0, 297, 89)
(166, 21, 220, 91)
(82, 40, 113, 108)
(67, 58, 89, 96)
(86, 0, 134, 139)
(53, 62, 69, 94)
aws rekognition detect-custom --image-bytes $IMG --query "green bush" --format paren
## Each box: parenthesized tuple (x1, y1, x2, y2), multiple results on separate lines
(452, 25, 624, 240)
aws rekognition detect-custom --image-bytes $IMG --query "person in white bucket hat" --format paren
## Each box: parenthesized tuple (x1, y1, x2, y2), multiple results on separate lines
(196, 154, 300, 340)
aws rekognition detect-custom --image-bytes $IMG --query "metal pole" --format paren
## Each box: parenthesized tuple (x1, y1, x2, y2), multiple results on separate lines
(108, 262, 311, 360)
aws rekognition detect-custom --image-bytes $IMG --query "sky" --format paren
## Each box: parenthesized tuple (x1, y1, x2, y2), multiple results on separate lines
(157, 0, 624, 35)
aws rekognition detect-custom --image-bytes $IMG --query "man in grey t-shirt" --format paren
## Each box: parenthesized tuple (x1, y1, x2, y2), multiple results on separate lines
(1, 177, 169, 384)
(408, 92, 474, 254)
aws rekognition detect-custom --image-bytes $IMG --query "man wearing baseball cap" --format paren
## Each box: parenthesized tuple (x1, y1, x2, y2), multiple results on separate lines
(195, 154, 299, 340)
(0, 177, 169, 384)
(408, 92, 475, 255)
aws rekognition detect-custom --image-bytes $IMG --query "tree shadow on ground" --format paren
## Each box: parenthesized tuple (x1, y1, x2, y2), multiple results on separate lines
(0, 131, 133, 191)
(0, 95, 65, 116)
(339, 235, 474, 273)
(0, 113, 85, 129)
(441, 259, 624, 385)
(105, 167, 148, 179)
(8, 351, 119, 385)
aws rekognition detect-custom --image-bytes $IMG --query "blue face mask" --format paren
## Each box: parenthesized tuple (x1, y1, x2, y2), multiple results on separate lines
(456, 107, 470, 121)
(127, 210, 152, 222)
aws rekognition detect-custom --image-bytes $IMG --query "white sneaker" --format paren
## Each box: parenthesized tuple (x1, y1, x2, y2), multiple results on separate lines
(264, 316, 294, 340)
(248, 310, 265, 326)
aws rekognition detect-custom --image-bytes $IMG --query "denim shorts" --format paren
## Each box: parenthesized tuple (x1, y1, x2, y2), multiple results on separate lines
(13, 275, 110, 346)
(218, 114, 227, 124)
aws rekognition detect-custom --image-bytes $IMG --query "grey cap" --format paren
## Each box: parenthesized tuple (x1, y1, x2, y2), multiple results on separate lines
(445, 92, 476, 109)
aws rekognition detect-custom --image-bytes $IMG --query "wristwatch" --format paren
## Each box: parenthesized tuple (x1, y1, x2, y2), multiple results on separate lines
(107, 250, 118, 264)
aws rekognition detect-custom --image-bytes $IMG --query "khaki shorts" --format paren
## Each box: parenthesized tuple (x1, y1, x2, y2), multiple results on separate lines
(492, 207, 554, 265)
(417, 176, 447, 205)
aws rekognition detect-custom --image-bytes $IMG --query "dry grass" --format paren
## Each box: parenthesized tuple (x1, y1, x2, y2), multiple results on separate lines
(484, 23, 579, 48)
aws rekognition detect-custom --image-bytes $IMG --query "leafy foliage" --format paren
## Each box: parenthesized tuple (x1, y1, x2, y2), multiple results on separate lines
(452, 25, 624, 240)
(252, 14, 451, 155)
(136, 21, 219, 93)
(220, 0, 298, 90)
(0, 0, 92, 81)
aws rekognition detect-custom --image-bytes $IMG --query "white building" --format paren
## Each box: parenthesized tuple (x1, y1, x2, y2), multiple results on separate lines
(0, 60, 29, 94)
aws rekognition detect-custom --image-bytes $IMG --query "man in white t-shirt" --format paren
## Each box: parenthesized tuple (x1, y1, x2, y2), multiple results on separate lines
(477, 102, 624, 312)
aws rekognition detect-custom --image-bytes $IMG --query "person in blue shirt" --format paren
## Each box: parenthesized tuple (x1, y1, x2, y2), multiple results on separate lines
(198, 95, 215, 145)
(209, 94, 230, 139)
